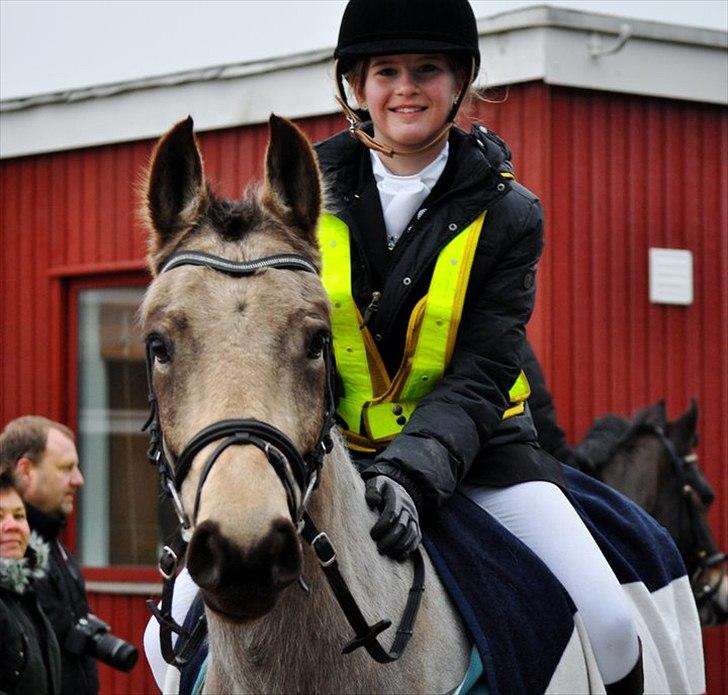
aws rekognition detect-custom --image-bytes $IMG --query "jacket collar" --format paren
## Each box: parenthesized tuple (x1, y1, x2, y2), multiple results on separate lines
(315, 122, 501, 208)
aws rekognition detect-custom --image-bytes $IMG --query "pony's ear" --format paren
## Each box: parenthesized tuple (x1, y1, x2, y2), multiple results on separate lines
(262, 114, 322, 245)
(145, 116, 209, 262)
(666, 398, 699, 454)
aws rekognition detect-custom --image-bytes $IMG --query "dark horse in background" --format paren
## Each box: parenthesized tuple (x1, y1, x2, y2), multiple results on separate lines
(524, 345, 727, 627)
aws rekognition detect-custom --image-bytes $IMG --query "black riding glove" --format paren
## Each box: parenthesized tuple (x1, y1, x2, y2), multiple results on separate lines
(364, 475, 422, 561)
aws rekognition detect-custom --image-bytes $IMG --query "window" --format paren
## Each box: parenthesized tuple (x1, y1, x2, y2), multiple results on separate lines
(76, 286, 161, 566)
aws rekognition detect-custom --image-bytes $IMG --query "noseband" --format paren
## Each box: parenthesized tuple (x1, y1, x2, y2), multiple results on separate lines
(642, 424, 726, 611)
(144, 249, 425, 667)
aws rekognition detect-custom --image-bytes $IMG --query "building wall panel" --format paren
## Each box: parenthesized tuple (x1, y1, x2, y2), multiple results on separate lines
(87, 590, 159, 694)
(1, 83, 726, 692)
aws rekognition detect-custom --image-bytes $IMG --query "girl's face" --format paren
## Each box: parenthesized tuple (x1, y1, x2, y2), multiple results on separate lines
(354, 54, 460, 154)
(0, 487, 30, 560)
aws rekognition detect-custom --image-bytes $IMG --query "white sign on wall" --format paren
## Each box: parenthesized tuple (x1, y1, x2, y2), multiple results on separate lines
(648, 248, 694, 305)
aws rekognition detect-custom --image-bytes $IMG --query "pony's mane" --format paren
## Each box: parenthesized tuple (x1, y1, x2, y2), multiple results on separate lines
(573, 407, 660, 472)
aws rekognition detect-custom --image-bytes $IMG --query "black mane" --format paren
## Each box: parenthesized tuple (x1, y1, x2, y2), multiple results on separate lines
(572, 414, 631, 472)
(573, 408, 661, 473)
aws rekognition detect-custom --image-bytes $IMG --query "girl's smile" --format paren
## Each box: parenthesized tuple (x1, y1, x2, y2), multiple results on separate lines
(355, 53, 460, 171)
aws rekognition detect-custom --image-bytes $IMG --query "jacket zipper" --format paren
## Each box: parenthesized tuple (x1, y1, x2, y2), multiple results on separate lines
(360, 291, 381, 329)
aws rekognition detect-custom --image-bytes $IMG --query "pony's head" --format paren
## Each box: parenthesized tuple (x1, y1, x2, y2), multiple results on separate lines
(140, 116, 331, 621)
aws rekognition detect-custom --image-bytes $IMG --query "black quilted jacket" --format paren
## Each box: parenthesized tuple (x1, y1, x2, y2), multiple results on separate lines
(315, 124, 563, 512)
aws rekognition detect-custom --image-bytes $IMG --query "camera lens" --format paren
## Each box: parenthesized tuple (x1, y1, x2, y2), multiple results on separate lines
(91, 632, 139, 672)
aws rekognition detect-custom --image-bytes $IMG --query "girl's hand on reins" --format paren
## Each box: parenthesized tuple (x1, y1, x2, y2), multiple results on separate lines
(364, 475, 422, 561)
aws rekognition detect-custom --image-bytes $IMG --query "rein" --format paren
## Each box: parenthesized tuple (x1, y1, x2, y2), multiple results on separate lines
(144, 249, 425, 667)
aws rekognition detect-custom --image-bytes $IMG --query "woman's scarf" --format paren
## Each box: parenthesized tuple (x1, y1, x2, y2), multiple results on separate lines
(0, 531, 50, 595)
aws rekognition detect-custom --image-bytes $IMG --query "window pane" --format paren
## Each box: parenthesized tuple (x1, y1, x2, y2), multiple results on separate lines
(77, 287, 160, 566)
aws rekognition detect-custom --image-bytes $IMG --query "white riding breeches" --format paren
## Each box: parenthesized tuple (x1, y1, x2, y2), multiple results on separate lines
(461, 480, 640, 685)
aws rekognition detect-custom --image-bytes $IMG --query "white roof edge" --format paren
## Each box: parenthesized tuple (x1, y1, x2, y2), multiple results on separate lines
(479, 4, 727, 46)
(0, 48, 334, 114)
(2, 4, 726, 159)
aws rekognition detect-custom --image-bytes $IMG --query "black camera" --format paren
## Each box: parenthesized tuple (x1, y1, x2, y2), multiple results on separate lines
(65, 613, 139, 672)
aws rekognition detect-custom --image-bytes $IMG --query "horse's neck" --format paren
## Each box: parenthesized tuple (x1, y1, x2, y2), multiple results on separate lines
(205, 438, 426, 693)
(601, 451, 658, 511)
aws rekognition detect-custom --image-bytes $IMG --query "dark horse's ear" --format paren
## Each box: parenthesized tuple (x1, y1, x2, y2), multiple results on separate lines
(641, 400, 667, 428)
(262, 114, 322, 246)
(145, 116, 209, 268)
(666, 398, 699, 455)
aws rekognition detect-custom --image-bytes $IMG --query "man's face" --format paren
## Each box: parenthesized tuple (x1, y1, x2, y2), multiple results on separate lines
(24, 428, 84, 518)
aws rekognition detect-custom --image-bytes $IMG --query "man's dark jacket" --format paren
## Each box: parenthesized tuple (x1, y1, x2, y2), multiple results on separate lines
(315, 124, 563, 512)
(26, 503, 99, 695)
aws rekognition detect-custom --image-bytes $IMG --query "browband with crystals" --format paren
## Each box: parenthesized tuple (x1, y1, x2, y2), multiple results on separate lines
(160, 251, 317, 277)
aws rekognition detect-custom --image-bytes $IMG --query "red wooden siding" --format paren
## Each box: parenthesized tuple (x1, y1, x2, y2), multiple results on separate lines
(86, 588, 161, 695)
(1, 84, 725, 692)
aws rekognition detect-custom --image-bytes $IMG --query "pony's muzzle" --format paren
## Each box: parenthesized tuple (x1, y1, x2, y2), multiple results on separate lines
(187, 518, 302, 621)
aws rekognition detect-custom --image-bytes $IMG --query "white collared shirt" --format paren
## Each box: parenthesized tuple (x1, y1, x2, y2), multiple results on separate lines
(371, 142, 449, 250)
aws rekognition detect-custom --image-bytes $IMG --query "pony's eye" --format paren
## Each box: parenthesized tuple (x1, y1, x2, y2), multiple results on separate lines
(306, 331, 329, 360)
(148, 335, 172, 364)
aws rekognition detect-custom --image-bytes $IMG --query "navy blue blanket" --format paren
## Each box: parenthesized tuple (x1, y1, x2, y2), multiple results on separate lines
(423, 465, 687, 695)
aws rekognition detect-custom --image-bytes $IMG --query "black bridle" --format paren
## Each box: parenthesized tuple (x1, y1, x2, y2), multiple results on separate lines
(639, 424, 726, 612)
(144, 250, 425, 667)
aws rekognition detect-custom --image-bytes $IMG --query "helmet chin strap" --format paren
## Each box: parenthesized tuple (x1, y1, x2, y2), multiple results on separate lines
(334, 58, 475, 159)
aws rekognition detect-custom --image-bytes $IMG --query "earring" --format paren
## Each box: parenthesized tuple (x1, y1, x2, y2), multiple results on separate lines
(360, 103, 368, 110)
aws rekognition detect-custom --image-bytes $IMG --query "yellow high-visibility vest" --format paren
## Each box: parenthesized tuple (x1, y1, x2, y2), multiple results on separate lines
(318, 211, 530, 451)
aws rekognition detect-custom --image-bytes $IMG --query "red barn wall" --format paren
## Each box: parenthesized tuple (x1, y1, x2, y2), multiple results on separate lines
(1, 83, 725, 692)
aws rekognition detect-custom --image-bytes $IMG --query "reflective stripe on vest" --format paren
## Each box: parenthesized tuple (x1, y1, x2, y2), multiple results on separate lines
(319, 211, 528, 449)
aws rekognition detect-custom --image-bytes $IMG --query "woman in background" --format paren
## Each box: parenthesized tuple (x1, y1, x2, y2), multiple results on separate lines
(0, 467, 61, 695)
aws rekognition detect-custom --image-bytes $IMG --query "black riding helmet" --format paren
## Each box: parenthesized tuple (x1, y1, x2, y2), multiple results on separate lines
(333, 0, 481, 157)
(335, 0, 480, 75)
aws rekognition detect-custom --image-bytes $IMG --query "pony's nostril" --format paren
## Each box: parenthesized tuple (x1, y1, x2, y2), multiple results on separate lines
(187, 520, 226, 590)
(269, 519, 302, 587)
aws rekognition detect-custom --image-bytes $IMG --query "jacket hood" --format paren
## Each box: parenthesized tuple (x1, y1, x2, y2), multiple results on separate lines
(0, 531, 51, 595)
